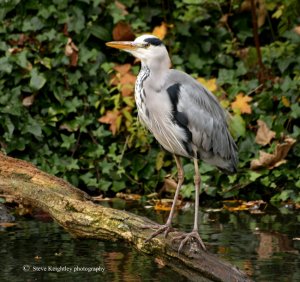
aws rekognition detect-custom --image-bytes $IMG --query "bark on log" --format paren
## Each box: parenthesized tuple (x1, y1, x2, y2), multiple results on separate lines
(0, 153, 252, 282)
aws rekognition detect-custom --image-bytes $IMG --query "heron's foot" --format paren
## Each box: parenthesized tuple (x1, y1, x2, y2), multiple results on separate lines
(143, 223, 175, 243)
(172, 230, 206, 253)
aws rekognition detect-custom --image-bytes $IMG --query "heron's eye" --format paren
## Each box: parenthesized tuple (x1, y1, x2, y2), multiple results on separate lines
(144, 43, 151, 48)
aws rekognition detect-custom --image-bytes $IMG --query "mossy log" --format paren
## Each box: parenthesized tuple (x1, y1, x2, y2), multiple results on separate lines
(0, 153, 252, 282)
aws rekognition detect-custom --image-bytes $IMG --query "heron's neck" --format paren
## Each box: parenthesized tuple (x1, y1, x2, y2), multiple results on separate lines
(142, 55, 171, 72)
(141, 57, 170, 89)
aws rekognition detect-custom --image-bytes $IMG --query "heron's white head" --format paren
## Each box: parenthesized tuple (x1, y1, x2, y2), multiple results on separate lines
(106, 35, 171, 69)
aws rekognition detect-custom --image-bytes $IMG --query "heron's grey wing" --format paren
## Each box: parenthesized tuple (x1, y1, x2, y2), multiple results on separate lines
(166, 70, 238, 172)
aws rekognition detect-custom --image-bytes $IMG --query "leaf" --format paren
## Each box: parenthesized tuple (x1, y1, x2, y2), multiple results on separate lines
(255, 120, 275, 146)
(65, 37, 79, 67)
(272, 5, 284, 19)
(231, 93, 252, 114)
(112, 21, 135, 41)
(119, 72, 135, 84)
(0, 222, 17, 227)
(294, 26, 300, 35)
(0, 57, 12, 73)
(112, 180, 126, 192)
(223, 199, 266, 212)
(116, 192, 141, 200)
(90, 25, 110, 41)
(111, 64, 136, 96)
(113, 64, 131, 75)
(291, 103, 300, 119)
(229, 113, 246, 138)
(197, 77, 217, 92)
(30, 69, 46, 90)
(155, 151, 165, 170)
(241, 0, 266, 27)
(119, 73, 136, 96)
(115, 1, 128, 16)
(152, 22, 167, 40)
(98, 110, 121, 135)
(153, 199, 181, 211)
(250, 137, 296, 170)
(22, 95, 35, 107)
(281, 96, 290, 107)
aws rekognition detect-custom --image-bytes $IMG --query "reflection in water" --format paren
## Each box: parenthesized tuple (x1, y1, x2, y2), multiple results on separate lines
(256, 232, 298, 259)
(0, 201, 299, 281)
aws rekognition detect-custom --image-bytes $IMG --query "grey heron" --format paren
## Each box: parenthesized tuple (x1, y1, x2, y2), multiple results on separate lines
(106, 35, 238, 252)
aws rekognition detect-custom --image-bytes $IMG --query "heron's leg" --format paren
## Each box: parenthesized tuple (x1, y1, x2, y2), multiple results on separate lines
(172, 158, 206, 252)
(144, 155, 184, 241)
(165, 155, 184, 226)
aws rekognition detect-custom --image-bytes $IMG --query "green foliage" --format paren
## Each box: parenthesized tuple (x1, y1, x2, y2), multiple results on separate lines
(0, 0, 299, 202)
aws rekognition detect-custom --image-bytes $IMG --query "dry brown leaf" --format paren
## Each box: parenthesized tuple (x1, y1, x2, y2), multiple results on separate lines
(219, 14, 230, 25)
(250, 137, 296, 170)
(294, 26, 300, 35)
(119, 72, 136, 85)
(112, 21, 135, 41)
(152, 22, 167, 40)
(98, 110, 121, 135)
(111, 64, 136, 96)
(231, 93, 252, 114)
(8, 47, 23, 54)
(0, 222, 17, 227)
(65, 37, 78, 67)
(255, 120, 276, 146)
(34, 256, 42, 260)
(240, 0, 251, 11)
(114, 64, 131, 75)
(223, 200, 266, 212)
(115, 0, 128, 15)
(22, 95, 35, 107)
(116, 192, 141, 201)
(257, 0, 267, 27)
(163, 177, 177, 193)
(151, 199, 182, 211)
(240, 0, 267, 27)
(154, 200, 174, 211)
(154, 257, 166, 268)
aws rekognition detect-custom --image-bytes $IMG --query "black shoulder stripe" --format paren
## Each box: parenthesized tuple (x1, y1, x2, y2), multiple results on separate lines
(175, 111, 188, 127)
(167, 83, 181, 109)
(167, 83, 193, 156)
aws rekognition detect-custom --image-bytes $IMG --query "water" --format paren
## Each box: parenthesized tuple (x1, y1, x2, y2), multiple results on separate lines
(0, 201, 299, 281)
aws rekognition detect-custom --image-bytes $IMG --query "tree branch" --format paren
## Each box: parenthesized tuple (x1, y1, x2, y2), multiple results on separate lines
(250, 0, 266, 84)
(0, 153, 252, 282)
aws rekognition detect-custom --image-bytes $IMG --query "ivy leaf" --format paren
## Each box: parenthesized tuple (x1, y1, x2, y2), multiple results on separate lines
(229, 114, 246, 138)
(291, 103, 300, 119)
(30, 69, 46, 90)
(231, 93, 252, 114)
(112, 180, 126, 192)
(0, 57, 12, 73)
(60, 134, 76, 149)
(155, 151, 165, 170)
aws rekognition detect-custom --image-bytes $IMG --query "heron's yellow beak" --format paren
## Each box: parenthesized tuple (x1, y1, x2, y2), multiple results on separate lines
(106, 41, 147, 50)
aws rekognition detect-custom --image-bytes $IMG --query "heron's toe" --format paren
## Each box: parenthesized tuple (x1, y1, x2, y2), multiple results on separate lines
(144, 224, 174, 243)
(172, 230, 206, 253)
